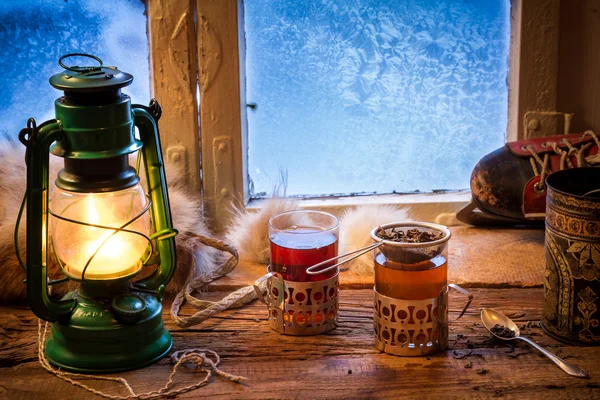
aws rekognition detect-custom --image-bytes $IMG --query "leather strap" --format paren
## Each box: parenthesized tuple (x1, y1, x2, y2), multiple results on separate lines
(507, 133, 597, 157)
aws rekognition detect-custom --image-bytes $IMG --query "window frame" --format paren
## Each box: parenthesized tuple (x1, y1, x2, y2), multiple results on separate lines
(148, 0, 201, 194)
(147, 0, 560, 231)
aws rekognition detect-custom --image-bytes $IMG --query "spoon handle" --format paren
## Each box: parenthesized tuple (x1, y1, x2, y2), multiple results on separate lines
(517, 336, 589, 379)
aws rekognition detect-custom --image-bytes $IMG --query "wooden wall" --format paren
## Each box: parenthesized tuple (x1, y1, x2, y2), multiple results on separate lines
(558, 0, 600, 132)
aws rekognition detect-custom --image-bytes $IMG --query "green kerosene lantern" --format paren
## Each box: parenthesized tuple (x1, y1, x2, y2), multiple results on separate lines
(19, 53, 178, 372)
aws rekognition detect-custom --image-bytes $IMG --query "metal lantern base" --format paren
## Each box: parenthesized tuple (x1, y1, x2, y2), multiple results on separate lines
(373, 289, 449, 357)
(44, 289, 172, 373)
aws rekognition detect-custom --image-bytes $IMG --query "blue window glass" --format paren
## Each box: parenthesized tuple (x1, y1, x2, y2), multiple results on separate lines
(245, 0, 510, 197)
(0, 0, 150, 140)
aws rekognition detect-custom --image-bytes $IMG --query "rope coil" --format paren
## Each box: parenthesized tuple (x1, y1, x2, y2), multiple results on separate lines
(38, 321, 246, 399)
(169, 231, 267, 328)
(37, 228, 255, 398)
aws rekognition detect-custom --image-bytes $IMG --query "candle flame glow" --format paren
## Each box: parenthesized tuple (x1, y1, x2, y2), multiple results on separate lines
(50, 185, 151, 280)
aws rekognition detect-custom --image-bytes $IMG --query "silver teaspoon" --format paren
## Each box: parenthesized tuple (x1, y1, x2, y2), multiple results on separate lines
(480, 308, 589, 379)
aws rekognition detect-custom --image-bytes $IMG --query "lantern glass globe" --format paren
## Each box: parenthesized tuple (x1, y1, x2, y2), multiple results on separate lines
(49, 183, 151, 280)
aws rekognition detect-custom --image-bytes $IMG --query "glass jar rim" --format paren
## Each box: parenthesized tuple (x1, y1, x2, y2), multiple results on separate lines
(370, 221, 451, 248)
(268, 209, 339, 233)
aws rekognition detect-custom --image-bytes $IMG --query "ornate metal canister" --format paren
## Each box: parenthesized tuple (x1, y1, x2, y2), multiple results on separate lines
(543, 167, 600, 345)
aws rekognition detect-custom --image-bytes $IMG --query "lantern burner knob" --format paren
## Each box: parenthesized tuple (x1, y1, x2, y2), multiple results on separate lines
(111, 293, 147, 324)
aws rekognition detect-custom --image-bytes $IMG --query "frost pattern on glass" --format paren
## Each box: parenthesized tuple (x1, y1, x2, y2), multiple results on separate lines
(245, 0, 510, 197)
(0, 0, 149, 141)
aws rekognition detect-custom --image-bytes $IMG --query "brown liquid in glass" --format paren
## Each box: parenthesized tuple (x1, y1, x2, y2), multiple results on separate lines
(374, 252, 447, 300)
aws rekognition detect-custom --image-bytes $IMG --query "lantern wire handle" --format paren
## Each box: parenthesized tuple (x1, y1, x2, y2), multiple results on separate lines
(14, 120, 35, 272)
(58, 53, 103, 72)
(150, 228, 179, 241)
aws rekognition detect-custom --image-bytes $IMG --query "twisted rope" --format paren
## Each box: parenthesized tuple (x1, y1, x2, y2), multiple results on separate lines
(525, 145, 550, 190)
(583, 131, 600, 164)
(169, 231, 267, 328)
(549, 141, 573, 169)
(526, 130, 600, 190)
(37, 231, 265, 398)
(37, 320, 246, 399)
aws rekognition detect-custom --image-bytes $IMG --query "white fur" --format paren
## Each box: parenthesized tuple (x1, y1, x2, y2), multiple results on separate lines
(338, 205, 412, 275)
(224, 198, 298, 265)
(225, 200, 412, 276)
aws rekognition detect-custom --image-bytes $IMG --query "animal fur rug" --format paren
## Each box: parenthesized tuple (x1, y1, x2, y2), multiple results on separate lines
(0, 140, 411, 304)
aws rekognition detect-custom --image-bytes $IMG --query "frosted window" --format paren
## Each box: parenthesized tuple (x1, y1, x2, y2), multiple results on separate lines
(0, 0, 150, 141)
(245, 0, 510, 197)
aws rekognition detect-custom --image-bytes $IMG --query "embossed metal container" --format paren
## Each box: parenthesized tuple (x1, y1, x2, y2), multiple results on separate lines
(254, 267, 339, 335)
(373, 286, 450, 356)
(543, 168, 600, 345)
(370, 222, 472, 356)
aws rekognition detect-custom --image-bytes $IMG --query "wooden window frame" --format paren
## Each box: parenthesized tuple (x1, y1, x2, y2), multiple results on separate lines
(148, 0, 201, 193)
(147, 0, 560, 231)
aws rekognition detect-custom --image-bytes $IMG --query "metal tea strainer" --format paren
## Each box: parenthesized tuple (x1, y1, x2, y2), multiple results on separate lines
(306, 222, 451, 276)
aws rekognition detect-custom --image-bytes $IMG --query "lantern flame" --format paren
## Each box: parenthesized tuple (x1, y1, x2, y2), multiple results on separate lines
(50, 185, 151, 280)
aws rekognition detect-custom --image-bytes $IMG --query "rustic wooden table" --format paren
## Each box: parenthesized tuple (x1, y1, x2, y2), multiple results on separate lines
(1, 228, 598, 398)
(1, 287, 599, 399)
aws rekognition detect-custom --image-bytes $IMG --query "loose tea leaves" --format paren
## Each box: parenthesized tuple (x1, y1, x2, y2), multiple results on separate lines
(376, 227, 444, 243)
(452, 350, 473, 359)
(374, 226, 447, 264)
(490, 324, 516, 338)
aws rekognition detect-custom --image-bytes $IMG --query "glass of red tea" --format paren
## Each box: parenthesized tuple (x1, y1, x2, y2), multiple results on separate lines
(268, 210, 339, 282)
(254, 210, 340, 335)
(370, 222, 471, 356)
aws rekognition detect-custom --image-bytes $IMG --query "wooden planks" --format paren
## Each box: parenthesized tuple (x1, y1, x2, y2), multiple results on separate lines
(508, 0, 561, 141)
(147, 0, 201, 191)
(1, 289, 599, 399)
(196, 0, 247, 232)
(557, 0, 600, 133)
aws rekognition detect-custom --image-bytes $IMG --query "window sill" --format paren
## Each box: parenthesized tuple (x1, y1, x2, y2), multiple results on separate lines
(247, 191, 472, 226)
(212, 225, 545, 291)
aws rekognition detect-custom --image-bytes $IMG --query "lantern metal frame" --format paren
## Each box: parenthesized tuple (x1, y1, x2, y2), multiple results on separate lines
(17, 54, 178, 373)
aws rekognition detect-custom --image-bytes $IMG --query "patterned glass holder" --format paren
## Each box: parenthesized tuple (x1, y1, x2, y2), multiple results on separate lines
(254, 267, 339, 335)
(373, 284, 471, 357)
